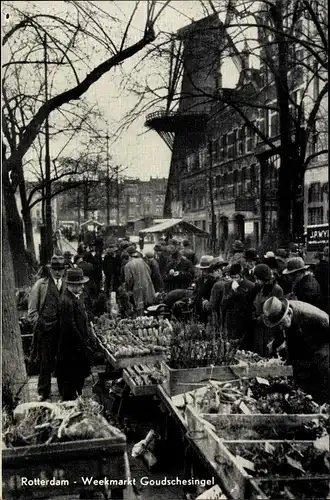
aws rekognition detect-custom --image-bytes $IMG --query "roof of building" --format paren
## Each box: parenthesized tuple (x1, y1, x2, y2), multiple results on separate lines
(139, 218, 209, 235)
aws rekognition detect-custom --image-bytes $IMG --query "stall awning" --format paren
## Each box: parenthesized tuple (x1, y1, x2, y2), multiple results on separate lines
(80, 219, 104, 228)
(139, 218, 209, 235)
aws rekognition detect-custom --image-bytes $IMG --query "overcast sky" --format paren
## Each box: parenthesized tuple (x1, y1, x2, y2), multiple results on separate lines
(3, 1, 243, 180)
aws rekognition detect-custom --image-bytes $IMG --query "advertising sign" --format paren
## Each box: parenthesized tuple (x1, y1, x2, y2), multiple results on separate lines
(306, 224, 329, 252)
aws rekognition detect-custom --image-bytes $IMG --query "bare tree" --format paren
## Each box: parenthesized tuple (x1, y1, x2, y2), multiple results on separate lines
(2, 0, 173, 400)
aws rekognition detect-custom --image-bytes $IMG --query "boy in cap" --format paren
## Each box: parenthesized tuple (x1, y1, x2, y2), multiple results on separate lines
(28, 255, 65, 401)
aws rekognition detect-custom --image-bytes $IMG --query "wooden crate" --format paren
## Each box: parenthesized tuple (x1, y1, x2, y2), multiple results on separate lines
(160, 361, 294, 397)
(251, 476, 330, 499)
(98, 339, 165, 369)
(160, 360, 248, 397)
(123, 365, 158, 396)
(2, 437, 127, 499)
(183, 411, 329, 500)
(186, 406, 328, 440)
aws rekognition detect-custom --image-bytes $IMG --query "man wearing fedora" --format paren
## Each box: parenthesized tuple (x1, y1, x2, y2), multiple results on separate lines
(194, 255, 218, 322)
(28, 255, 66, 401)
(262, 297, 329, 404)
(56, 268, 95, 400)
(283, 257, 322, 309)
(229, 240, 246, 268)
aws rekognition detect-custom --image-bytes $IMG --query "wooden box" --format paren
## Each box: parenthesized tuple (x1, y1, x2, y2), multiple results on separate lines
(2, 437, 127, 499)
(123, 365, 158, 396)
(99, 339, 165, 369)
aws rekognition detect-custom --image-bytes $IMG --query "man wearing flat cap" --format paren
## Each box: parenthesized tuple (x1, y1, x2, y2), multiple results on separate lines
(262, 297, 329, 404)
(56, 268, 95, 400)
(28, 255, 65, 401)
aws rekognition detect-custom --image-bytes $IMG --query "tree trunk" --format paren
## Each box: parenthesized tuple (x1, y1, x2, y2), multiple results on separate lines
(22, 207, 37, 262)
(273, 0, 293, 246)
(3, 173, 29, 288)
(2, 184, 30, 404)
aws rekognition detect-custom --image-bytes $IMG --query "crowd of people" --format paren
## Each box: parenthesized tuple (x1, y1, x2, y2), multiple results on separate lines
(27, 235, 329, 405)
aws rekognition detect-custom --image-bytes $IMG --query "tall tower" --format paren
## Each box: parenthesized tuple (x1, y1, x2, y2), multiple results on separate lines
(145, 14, 224, 217)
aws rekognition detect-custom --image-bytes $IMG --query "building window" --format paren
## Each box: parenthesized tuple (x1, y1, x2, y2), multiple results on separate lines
(258, 109, 267, 136)
(242, 167, 249, 193)
(308, 207, 324, 225)
(238, 127, 245, 155)
(308, 182, 323, 202)
(246, 125, 254, 152)
(199, 148, 207, 169)
(227, 132, 234, 159)
(233, 129, 238, 157)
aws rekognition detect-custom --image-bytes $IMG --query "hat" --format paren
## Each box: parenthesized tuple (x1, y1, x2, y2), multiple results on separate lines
(195, 255, 214, 269)
(232, 240, 244, 252)
(282, 257, 309, 275)
(209, 256, 228, 270)
(245, 248, 258, 260)
(144, 250, 154, 259)
(120, 241, 130, 250)
(64, 268, 89, 284)
(77, 261, 93, 277)
(229, 263, 242, 276)
(262, 297, 289, 328)
(253, 263, 273, 281)
(168, 238, 179, 246)
(50, 255, 65, 270)
(154, 244, 161, 252)
(275, 248, 288, 259)
(264, 251, 275, 259)
(127, 245, 138, 255)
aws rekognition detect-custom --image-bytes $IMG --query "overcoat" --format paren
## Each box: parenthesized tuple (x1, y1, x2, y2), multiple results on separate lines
(55, 289, 92, 381)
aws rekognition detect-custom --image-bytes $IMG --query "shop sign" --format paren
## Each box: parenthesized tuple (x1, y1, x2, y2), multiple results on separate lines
(306, 224, 329, 251)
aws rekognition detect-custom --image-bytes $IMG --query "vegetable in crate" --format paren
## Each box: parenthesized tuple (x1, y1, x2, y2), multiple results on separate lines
(3, 398, 124, 447)
(227, 442, 330, 477)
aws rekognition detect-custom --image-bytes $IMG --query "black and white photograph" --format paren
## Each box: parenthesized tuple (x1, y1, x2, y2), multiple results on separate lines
(1, 0, 329, 499)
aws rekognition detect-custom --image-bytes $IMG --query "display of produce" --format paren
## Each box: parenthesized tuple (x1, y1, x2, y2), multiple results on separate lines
(256, 478, 330, 499)
(235, 350, 286, 366)
(3, 397, 125, 447)
(94, 314, 170, 358)
(193, 377, 328, 415)
(225, 441, 330, 477)
(169, 322, 238, 369)
(125, 363, 166, 387)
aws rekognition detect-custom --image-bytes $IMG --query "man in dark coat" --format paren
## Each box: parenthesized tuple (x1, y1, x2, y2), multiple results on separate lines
(221, 263, 255, 348)
(154, 241, 171, 278)
(163, 239, 194, 292)
(144, 250, 164, 292)
(314, 246, 329, 313)
(28, 255, 65, 401)
(193, 255, 216, 322)
(56, 268, 95, 401)
(85, 242, 103, 294)
(283, 257, 322, 309)
(207, 257, 229, 323)
(263, 297, 329, 404)
(181, 239, 198, 265)
(103, 244, 121, 298)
